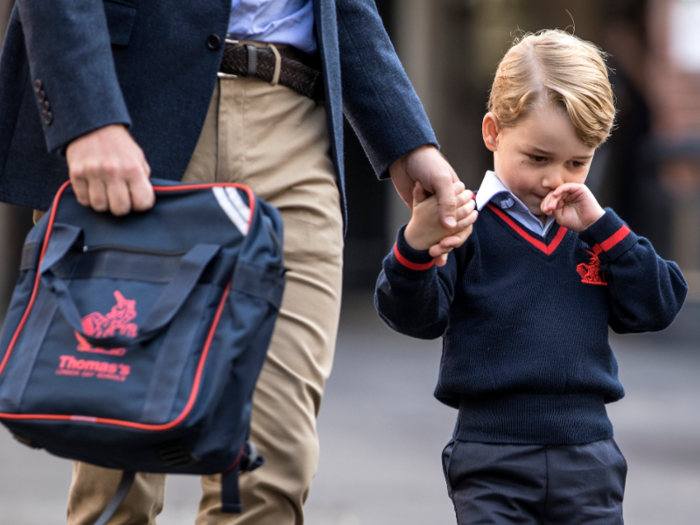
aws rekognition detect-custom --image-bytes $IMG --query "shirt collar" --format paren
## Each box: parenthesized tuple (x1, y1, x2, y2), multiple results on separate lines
(475, 170, 557, 235)
(475, 170, 512, 211)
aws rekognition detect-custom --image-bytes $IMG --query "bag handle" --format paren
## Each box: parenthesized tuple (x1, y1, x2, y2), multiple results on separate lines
(40, 224, 221, 348)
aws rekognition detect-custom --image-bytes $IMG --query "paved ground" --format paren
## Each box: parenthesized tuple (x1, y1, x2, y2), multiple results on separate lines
(1, 292, 698, 524)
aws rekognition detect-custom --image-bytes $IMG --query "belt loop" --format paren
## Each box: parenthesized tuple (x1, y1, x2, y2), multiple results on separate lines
(246, 45, 258, 77)
(267, 43, 282, 86)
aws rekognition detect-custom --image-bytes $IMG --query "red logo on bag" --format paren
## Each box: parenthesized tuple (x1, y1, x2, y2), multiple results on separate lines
(576, 250, 607, 286)
(75, 291, 138, 356)
(55, 355, 131, 382)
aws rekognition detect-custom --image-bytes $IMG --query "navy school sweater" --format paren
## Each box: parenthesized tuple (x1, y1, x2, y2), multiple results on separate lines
(375, 205, 688, 445)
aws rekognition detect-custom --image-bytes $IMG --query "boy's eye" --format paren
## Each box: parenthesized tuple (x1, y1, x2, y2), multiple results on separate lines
(530, 155, 547, 163)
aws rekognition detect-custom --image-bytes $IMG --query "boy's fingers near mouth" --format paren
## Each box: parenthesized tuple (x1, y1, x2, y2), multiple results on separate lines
(541, 192, 559, 215)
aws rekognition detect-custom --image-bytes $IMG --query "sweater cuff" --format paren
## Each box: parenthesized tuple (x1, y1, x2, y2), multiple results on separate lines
(392, 225, 435, 271)
(579, 209, 638, 262)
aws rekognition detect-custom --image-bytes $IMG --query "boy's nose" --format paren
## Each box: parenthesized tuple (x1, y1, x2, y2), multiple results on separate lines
(542, 168, 564, 189)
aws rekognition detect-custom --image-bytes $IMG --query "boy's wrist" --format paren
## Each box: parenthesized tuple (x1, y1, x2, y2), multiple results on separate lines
(392, 225, 435, 272)
(579, 208, 638, 262)
(579, 206, 606, 232)
(404, 220, 432, 251)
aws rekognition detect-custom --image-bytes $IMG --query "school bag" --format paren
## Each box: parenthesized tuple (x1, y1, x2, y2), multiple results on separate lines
(0, 178, 286, 523)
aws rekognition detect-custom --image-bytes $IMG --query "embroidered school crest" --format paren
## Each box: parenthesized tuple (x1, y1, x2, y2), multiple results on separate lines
(74, 291, 138, 356)
(577, 250, 607, 286)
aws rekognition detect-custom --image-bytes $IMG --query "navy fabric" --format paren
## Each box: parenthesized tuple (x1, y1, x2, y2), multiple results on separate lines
(44, 242, 221, 348)
(375, 208, 688, 445)
(93, 471, 137, 525)
(442, 439, 627, 525)
(221, 466, 243, 514)
(0, 179, 285, 513)
(0, 0, 437, 221)
(0, 287, 58, 412)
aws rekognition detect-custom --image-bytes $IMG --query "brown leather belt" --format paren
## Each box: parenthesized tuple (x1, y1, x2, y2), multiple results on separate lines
(219, 42, 324, 101)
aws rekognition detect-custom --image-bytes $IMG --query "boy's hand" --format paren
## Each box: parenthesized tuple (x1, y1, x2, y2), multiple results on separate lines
(405, 181, 477, 252)
(541, 183, 605, 233)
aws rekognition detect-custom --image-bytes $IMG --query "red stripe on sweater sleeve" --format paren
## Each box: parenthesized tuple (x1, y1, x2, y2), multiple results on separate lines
(600, 225, 631, 252)
(393, 243, 434, 271)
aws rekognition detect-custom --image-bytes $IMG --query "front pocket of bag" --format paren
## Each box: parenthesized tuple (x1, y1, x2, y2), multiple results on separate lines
(7, 245, 232, 423)
(18, 278, 171, 420)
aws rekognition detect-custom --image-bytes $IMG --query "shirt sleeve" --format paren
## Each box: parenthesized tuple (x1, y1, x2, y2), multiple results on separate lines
(374, 225, 459, 340)
(579, 209, 688, 333)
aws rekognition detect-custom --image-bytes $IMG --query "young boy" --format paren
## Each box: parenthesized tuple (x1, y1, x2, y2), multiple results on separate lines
(375, 30, 688, 524)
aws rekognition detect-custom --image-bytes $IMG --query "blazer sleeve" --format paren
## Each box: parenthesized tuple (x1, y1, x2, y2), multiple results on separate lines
(16, 0, 131, 153)
(336, 0, 438, 178)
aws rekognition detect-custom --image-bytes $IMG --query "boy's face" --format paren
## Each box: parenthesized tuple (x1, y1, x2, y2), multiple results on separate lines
(482, 104, 596, 222)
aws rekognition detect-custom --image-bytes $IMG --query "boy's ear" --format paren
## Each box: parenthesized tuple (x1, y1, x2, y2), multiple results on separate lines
(482, 112, 501, 152)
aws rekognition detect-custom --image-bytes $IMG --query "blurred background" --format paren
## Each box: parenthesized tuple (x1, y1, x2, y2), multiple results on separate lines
(0, 1, 699, 524)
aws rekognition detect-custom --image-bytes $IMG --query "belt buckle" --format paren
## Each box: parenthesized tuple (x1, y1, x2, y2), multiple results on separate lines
(218, 38, 241, 79)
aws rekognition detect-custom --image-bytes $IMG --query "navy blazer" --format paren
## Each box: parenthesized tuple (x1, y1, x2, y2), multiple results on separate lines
(0, 0, 436, 216)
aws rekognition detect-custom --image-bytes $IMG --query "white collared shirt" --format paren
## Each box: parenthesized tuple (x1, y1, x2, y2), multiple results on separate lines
(475, 171, 556, 237)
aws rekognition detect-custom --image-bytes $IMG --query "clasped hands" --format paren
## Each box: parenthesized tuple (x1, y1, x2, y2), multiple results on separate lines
(67, 128, 479, 266)
(390, 145, 478, 265)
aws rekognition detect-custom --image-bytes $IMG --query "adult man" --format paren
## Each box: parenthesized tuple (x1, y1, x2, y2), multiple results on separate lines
(0, 1, 477, 523)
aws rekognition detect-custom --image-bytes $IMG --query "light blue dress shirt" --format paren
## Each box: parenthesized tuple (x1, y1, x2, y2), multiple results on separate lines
(475, 170, 556, 236)
(228, 0, 317, 54)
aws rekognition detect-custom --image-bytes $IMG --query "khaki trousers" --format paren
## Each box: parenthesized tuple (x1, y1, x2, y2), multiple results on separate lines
(65, 78, 344, 525)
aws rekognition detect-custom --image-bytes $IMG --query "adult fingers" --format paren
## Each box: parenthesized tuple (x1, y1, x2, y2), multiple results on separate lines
(70, 175, 91, 208)
(129, 164, 155, 212)
(86, 177, 109, 213)
(434, 175, 458, 228)
(106, 178, 133, 216)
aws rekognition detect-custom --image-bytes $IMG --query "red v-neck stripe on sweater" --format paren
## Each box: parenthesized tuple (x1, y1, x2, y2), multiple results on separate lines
(486, 203, 567, 256)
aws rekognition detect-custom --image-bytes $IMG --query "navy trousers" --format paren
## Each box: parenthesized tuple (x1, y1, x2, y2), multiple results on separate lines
(442, 439, 627, 525)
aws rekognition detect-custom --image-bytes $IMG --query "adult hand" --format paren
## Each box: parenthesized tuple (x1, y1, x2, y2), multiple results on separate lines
(389, 145, 459, 227)
(66, 124, 155, 216)
(389, 145, 478, 266)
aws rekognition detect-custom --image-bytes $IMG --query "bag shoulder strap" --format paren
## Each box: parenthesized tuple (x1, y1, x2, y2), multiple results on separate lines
(93, 471, 136, 525)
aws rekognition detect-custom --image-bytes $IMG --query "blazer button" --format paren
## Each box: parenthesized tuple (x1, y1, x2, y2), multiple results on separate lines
(206, 34, 222, 50)
(44, 111, 53, 125)
(37, 90, 46, 103)
(34, 79, 43, 92)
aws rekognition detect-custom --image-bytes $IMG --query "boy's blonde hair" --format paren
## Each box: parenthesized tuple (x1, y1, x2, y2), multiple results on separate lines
(488, 29, 616, 148)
